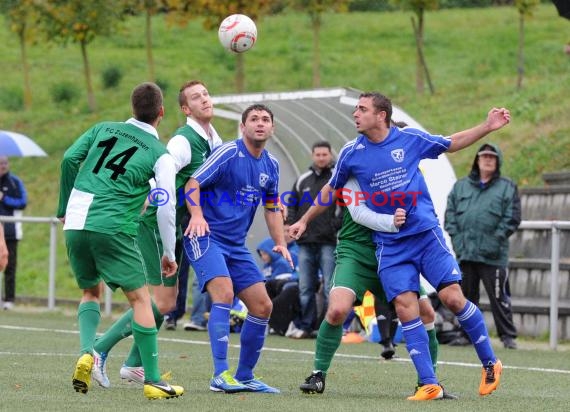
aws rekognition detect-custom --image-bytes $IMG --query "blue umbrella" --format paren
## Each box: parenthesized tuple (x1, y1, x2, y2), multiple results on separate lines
(0, 130, 47, 157)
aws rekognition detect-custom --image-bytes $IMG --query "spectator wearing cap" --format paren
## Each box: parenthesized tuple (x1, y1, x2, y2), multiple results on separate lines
(444, 143, 521, 349)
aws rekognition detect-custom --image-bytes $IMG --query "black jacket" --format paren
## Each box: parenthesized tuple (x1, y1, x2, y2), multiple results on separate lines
(286, 164, 341, 245)
(0, 172, 27, 240)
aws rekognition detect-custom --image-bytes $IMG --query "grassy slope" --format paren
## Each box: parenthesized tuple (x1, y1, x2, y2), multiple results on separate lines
(0, 4, 569, 298)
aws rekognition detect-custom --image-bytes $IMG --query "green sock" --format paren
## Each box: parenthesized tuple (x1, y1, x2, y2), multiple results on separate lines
(94, 308, 134, 354)
(77, 301, 100, 355)
(427, 327, 439, 373)
(132, 320, 160, 382)
(124, 301, 164, 368)
(313, 320, 343, 375)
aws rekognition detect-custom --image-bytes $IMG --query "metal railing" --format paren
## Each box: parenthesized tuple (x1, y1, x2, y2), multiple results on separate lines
(517, 220, 570, 349)
(1, 216, 569, 348)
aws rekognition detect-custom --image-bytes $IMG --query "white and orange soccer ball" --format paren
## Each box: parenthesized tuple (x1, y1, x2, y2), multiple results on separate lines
(218, 14, 257, 53)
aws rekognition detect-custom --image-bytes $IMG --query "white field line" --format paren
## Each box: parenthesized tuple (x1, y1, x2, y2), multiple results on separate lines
(1, 324, 569, 375)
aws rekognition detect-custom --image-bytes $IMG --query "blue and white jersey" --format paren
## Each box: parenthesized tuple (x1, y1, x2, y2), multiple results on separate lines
(329, 126, 450, 240)
(192, 138, 280, 246)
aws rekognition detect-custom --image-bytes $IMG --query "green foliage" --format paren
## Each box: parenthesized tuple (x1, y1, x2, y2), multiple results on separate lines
(35, 0, 125, 46)
(0, 86, 24, 111)
(50, 81, 80, 105)
(0, 5, 569, 299)
(155, 77, 170, 93)
(101, 66, 123, 89)
(349, 0, 396, 11)
(515, 0, 540, 17)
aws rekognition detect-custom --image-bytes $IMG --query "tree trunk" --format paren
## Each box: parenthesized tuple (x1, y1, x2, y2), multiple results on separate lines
(146, 10, 155, 82)
(312, 14, 321, 88)
(81, 40, 96, 112)
(19, 29, 32, 110)
(516, 12, 524, 90)
(411, 16, 434, 95)
(416, 9, 425, 95)
(236, 53, 245, 92)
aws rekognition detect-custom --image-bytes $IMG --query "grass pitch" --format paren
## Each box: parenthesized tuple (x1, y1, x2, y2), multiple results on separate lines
(1, 308, 569, 411)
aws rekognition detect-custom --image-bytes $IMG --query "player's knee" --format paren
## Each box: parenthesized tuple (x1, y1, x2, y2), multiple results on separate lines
(419, 301, 435, 323)
(440, 293, 465, 313)
(248, 298, 272, 318)
(326, 305, 350, 325)
(155, 300, 176, 315)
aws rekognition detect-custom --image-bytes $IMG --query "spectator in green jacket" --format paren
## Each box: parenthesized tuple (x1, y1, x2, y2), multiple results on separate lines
(444, 143, 521, 349)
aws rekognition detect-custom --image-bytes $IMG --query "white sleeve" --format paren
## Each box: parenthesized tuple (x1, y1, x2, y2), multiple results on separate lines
(166, 135, 192, 172)
(153, 153, 177, 261)
(344, 177, 399, 233)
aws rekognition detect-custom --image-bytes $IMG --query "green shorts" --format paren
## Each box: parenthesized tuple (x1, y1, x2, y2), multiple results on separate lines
(332, 240, 387, 306)
(65, 230, 146, 292)
(137, 221, 178, 287)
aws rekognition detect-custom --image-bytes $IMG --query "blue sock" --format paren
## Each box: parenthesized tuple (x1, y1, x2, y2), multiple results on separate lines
(208, 302, 231, 376)
(401, 317, 437, 385)
(456, 300, 496, 365)
(235, 314, 269, 382)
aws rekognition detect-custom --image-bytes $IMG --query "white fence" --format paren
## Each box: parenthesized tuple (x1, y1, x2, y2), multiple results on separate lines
(1, 216, 569, 349)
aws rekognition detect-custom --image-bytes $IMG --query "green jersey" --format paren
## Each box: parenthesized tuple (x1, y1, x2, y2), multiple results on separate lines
(338, 206, 375, 250)
(142, 119, 223, 227)
(57, 119, 176, 243)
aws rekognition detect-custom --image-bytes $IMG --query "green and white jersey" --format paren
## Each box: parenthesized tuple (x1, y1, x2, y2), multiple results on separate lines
(142, 117, 223, 227)
(339, 176, 398, 246)
(57, 118, 177, 259)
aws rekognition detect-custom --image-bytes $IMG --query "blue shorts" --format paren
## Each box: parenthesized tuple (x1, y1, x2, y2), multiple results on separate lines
(183, 233, 264, 294)
(376, 226, 461, 302)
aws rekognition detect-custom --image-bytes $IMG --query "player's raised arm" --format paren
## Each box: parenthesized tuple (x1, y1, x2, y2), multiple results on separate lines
(447, 107, 510, 153)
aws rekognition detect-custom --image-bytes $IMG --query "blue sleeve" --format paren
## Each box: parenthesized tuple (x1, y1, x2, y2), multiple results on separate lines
(4, 175, 27, 209)
(404, 128, 450, 159)
(328, 141, 354, 189)
(192, 142, 237, 187)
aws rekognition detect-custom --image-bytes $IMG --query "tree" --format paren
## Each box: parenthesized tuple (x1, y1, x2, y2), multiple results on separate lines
(0, 0, 41, 110)
(514, 0, 539, 90)
(391, 0, 439, 95)
(288, 0, 349, 88)
(34, 0, 125, 112)
(189, 0, 273, 92)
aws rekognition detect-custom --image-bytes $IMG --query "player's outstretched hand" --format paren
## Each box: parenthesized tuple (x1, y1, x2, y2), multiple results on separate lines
(487, 107, 511, 131)
(161, 256, 178, 277)
(393, 208, 406, 228)
(288, 221, 306, 240)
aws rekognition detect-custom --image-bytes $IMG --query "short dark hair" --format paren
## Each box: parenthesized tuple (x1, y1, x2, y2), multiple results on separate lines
(178, 80, 207, 107)
(360, 92, 392, 127)
(312, 141, 331, 152)
(242, 103, 274, 124)
(131, 82, 163, 124)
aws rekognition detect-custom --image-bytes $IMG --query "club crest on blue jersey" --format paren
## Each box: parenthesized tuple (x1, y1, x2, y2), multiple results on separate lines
(259, 173, 269, 187)
(391, 149, 405, 163)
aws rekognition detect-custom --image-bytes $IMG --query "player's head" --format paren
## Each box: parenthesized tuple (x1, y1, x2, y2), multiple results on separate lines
(131, 82, 164, 124)
(242, 103, 274, 124)
(357, 92, 392, 128)
(178, 80, 213, 122)
(311, 141, 333, 170)
(240, 104, 274, 146)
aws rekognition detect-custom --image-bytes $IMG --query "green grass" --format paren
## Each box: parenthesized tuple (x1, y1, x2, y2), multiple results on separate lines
(1, 309, 569, 411)
(0, 4, 569, 299)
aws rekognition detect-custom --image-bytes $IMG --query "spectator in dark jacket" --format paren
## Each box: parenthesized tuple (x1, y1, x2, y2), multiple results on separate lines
(286, 141, 342, 338)
(0, 156, 28, 310)
(444, 143, 521, 349)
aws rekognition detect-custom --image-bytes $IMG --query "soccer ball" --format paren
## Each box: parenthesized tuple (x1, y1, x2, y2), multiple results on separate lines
(218, 14, 257, 53)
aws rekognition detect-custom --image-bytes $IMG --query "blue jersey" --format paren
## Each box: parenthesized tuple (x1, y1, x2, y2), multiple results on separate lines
(192, 139, 280, 246)
(329, 126, 450, 240)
